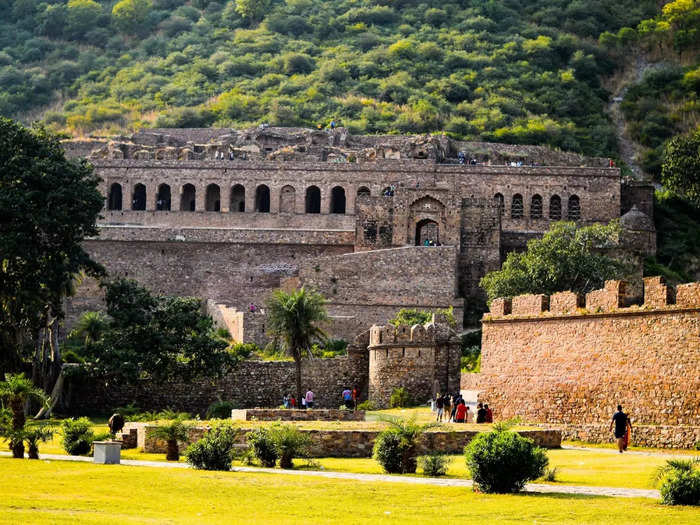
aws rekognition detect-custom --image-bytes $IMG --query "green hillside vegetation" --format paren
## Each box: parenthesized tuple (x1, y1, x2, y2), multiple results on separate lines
(0, 0, 660, 157)
(604, 0, 700, 178)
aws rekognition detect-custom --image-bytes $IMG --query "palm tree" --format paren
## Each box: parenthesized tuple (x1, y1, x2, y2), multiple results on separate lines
(265, 288, 328, 404)
(146, 418, 193, 461)
(377, 416, 441, 473)
(24, 425, 54, 459)
(70, 311, 108, 346)
(0, 374, 46, 458)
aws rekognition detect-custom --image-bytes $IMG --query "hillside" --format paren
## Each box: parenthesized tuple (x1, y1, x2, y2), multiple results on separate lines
(0, 0, 660, 158)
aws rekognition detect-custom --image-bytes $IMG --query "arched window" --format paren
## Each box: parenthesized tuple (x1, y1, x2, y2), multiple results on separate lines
(180, 184, 196, 211)
(255, 185, 270, 213)
(549, 195, 562, 220)
(108, 183, 122, 211)
(206, 184, 221, 212)
(568, 195, 581, 221)
(415, 219, 439, 246)
(132, 183, 146, 211)
(357, 186, 371, 197)
(279, 185, 296, 214)
(330, 186, 346, 214)
(511, 194, 523, 219)
(531, 194, 543, 219)
(156, 184, 171, 211)
(230, 184, 245, 212)
(494, 193, 504, 210)
(305, 186, 321, 214)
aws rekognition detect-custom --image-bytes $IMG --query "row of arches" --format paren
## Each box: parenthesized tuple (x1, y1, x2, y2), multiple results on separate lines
(107, 183, 353, 213)
(494, 193, 581, 221)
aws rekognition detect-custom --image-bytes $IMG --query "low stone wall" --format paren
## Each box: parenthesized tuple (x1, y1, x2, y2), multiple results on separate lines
(548, 424, 700, 449)
(231, 409, 365, 422)
(125, 423, 561, 457)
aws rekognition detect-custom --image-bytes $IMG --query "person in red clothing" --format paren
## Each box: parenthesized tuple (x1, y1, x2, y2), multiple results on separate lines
(289, 395, 296, 408)
(455, 400, 467, 423)
(484, 404, 493, 423)
(352, 386, 358, 411)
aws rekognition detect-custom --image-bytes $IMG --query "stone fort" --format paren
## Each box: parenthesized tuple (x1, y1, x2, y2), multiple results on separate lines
(60, 127, 699, 447)
(63, 126, 656, 342)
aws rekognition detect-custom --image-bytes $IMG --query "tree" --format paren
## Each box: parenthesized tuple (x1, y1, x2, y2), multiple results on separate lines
(0, 373, 47, 458)
(662, 129, 700, 205)
(265, 288, 328, 403)
(147, 418, 193, 461)
(0, 118, 103, 381)
(66, 0, 104, 40)
(480, 221, 626, 302)
(112, 0, 153, 34)
(373, 416, 439, 474)
(235, 0, 271, 23)
(70, 311, 108, 346)
(83, 279, 235, 384)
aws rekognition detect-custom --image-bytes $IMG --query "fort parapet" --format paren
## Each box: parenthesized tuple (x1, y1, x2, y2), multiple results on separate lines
(368, 315, 460, 408)
(475, 277, 700, 446)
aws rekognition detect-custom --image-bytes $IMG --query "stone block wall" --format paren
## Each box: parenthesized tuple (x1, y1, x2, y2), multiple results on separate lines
(231, 409, 365, 421)
(479, 278, 700, 438)
(128, 423, 562, 456)
(368, 320, 461, 408)
(68, 352, 370, 416)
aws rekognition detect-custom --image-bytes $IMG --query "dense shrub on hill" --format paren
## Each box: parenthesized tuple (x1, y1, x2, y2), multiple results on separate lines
(0, 0, 660, 157)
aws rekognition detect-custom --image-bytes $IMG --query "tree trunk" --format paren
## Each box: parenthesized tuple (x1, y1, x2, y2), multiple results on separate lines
(294, 355, 302, 408)
(35, 364, 72, 419)
(28, 444, 39, 459)
(166, 440, 179, 461)
(10, 397, 25, 430)
(11, 439, 24, 459)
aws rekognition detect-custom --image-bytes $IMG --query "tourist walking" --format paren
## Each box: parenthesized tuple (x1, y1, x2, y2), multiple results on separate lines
(443, 393, 452, 422)
(476, 403, 487, 423)
(301, 396, 307, 410)
(455, 400, 467, 423)
(609, 404, 632, 453)
(289, 395, 296, 409)
(484, 404, 493, 423)
(435, 393, 444, 422)
(305, 389, 314, 409)
(352, 386, 358, 410)
(283, 394, 290, 409)
(342, 388, 353, 409)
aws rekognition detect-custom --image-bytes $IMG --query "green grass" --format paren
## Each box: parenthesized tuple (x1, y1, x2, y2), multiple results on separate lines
(1, 458, 698, 525)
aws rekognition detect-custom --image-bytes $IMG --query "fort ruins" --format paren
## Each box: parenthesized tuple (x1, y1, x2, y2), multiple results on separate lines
(60, 127, 698, 447)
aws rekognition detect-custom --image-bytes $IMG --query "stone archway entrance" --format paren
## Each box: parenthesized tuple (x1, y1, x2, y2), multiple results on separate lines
(415, 218, 439, 246)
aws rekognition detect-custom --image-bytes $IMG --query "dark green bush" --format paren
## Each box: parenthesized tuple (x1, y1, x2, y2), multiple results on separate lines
(389, 387, 411, 408)
(656, 459, 700, 506)
(419, 453, 448, 477)
(356, 400, 376, 411)
(60, 417, 94, 456)
(185, 425, 240, 471)
(268, 424, 311, 469)
(465, 427, 548, 493)
(373, 430, 404, 473)
(247, 427, 278, 467)
(206, 400, 235, 419)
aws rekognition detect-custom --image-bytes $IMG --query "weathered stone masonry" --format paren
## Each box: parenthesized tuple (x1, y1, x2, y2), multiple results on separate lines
(473, 277, 700, 448)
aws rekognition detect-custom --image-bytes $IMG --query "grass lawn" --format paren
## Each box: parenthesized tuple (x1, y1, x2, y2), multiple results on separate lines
(1, 458, 699, 525)
(304, 449, 693, 489)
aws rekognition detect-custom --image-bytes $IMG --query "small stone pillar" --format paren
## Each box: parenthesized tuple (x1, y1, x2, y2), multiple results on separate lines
(93, 441, 121, 464)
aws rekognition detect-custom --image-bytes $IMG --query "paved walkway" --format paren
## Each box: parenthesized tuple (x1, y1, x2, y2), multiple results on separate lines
(561, 444, 698, 459)
(0, 451, 660, 499)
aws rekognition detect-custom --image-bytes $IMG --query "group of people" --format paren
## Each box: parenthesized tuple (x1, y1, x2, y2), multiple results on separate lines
(341, 387, 359, 410)
(422, 239, 441, 246)
(434, 393, 493, 424)
(383, 185, 396, 197)
(282, 389, 315, 409)
(213, 150, 236, 160)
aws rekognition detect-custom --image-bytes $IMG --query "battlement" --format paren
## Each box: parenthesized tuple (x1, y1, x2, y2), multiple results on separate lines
(368, 315, 456, 347)
(486, 277, 700, 320)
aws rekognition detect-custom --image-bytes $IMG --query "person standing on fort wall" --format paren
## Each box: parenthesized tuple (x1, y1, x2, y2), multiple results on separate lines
(610, 405, 633, 453)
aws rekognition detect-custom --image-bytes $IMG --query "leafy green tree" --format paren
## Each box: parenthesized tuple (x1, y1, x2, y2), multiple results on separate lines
(235, 0, 271, 23)
(69, 311, 108, 346)
(480, 221, 626, 302)
(0, 118, 103, 381)
(83, 279, 235, 384)
(661, 129, 700, 205)
(66, 0, 104, 40)
(373, 416, 439, 474)
(112, 0, 153, 34)
(265, 288, 327, 403)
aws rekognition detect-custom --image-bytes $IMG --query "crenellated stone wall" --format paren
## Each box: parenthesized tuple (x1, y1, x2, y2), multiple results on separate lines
(478, 277, 700, 445)
(368, 317, 461, 408)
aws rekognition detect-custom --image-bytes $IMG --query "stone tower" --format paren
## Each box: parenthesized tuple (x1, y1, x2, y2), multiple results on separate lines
(367, 314, 461, 408)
